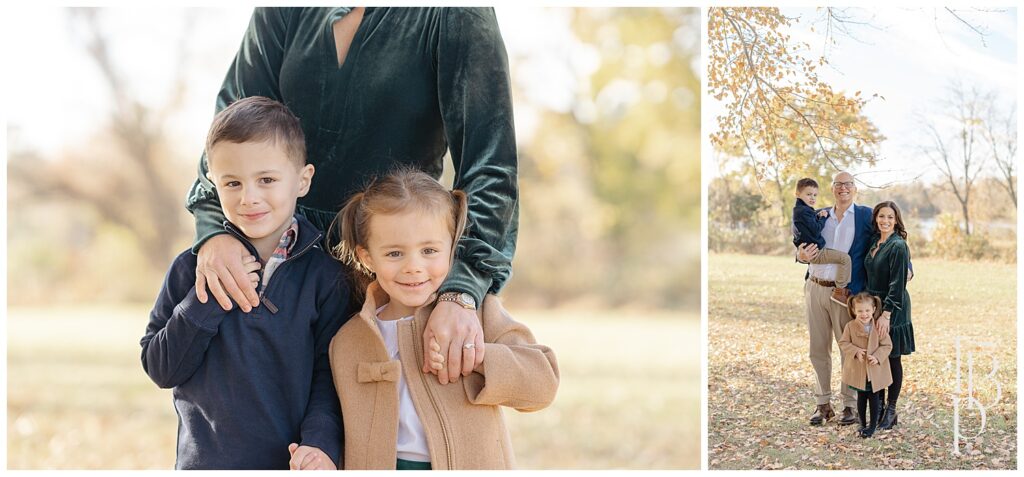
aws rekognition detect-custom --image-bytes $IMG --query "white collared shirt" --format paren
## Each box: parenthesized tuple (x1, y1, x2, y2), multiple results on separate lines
(373, 306, 431, 463)
(809, 202, 857, 281)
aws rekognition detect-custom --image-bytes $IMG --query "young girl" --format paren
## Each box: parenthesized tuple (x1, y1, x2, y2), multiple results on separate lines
(327, 168, 559, 470)
(838, 292, 893, 438)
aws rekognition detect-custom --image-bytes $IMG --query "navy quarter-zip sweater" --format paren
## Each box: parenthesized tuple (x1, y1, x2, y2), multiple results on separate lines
(141, 215, 349, 469)
(792, 198, 827, 249)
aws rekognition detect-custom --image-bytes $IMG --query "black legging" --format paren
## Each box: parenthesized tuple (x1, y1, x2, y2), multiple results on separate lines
(878, 355, 904, 406)
(857, 389, 883, 429)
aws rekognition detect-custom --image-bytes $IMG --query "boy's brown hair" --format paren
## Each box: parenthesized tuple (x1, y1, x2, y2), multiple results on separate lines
(205, 96, 306, 167)
(796, 177, 818, 193)
(847, 291, 883, 320)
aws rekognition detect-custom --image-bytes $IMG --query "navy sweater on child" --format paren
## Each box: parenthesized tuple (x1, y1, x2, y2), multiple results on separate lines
(792, 198, 827, 249)
(141, 215, 349, 469)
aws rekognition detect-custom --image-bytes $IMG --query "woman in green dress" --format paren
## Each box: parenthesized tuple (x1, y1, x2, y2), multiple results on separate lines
(185, 8, 520, 387)
(864, 200, 915, 430)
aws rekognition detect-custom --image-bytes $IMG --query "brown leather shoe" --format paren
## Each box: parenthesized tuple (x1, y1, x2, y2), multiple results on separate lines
(809, 403, 835, 426)
(838, 406, 858, 426)
(830, 287, 851, 307)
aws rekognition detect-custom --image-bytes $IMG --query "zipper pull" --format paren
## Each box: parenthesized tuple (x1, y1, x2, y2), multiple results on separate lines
(261, 295, 279, 314)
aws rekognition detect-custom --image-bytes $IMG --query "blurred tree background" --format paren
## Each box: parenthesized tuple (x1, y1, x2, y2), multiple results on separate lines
(7, 6, 700, 310)
(506, 7, 699, 308)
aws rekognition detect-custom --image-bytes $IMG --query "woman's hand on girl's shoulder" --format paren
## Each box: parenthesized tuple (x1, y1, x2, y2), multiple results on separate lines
(422, 302, 485, 385)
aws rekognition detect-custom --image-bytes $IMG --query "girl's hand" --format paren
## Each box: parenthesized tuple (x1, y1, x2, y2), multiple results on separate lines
(427, 337, 445, 371)
(422, 302, 484, 384)
(877, 311, 891, 337)
(855, 349, 865, 361)
(867, 355, 879, 365)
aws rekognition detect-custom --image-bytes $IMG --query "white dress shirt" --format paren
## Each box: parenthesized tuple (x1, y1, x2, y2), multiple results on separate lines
(809, 203, 857, 281)
(373, 306, 431, 463)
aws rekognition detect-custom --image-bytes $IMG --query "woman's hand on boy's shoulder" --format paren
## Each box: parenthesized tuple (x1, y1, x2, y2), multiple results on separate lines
(196, 234, 262, 312)
(287, 443, 336, 470)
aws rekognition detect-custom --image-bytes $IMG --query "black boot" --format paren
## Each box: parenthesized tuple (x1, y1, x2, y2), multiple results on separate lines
(876, 390, 887, 423)
(878, 402, 898, 429)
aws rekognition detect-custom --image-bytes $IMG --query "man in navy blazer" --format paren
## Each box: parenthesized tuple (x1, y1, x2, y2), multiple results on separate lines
(797, 171, 873, 427)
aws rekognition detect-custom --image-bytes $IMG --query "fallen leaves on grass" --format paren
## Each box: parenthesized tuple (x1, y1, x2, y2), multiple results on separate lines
(708, 255, 1017, 470)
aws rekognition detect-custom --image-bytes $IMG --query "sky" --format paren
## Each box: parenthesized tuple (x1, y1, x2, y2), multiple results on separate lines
(708, 7, 1018, 186)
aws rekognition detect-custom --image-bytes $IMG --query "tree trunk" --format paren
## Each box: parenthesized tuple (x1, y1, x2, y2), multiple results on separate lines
(960, 200, 972, 236)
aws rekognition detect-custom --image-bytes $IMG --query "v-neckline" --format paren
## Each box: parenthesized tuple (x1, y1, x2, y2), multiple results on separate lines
(328, 7, 369, 71)
(870, 234, 891, 259)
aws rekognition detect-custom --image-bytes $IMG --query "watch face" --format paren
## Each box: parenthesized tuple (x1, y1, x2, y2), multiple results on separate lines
(458, 293, 476, 308)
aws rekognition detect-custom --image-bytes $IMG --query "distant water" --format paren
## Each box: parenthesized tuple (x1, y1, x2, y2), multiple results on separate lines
(914, 217, 1016, 240)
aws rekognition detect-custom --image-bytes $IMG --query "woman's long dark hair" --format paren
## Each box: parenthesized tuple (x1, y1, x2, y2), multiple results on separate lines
(871, 200, 908, 240)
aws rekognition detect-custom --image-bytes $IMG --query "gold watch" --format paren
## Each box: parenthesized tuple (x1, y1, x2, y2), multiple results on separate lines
(438, 292, 477, 310)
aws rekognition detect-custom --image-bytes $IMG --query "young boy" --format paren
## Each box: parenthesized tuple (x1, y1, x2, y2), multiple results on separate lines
(140, 96, 348, 470)
(792, 177, 852, 306)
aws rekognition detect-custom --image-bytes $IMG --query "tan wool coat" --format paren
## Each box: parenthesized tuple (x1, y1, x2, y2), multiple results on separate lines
(838, 319, 893, 391)
(328, 283, 559, 470)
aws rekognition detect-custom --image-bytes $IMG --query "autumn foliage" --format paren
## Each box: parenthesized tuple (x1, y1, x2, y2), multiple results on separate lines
(708, 7, 884, 180)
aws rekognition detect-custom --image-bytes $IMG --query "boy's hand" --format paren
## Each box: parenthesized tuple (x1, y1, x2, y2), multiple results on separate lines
(867, 355, 879, 365)
(817, 209, 828, 217)
(244, 255, 261, 290)
(287, 443, 335, 470)
(196, 234, 261, 312)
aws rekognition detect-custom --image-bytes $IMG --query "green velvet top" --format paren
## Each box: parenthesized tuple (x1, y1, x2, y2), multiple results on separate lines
(864, 233, 915, 357)
(185, 7, 519, 304)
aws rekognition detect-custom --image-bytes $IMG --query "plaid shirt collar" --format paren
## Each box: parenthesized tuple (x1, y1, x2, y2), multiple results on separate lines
(261, 216, 299, 289)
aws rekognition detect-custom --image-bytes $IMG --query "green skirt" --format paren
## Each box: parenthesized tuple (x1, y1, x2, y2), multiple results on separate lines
(396, 458, 432, 470)
(868, 289, 915, 357)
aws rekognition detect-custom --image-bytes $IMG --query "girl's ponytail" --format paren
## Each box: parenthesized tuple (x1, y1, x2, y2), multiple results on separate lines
(331, 191, 374, 298)
(451, 189, 469, 244)
(447, 189, 469, 265)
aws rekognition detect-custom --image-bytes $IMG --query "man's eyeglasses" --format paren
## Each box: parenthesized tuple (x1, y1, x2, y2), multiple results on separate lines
(832, 181, 855, 189)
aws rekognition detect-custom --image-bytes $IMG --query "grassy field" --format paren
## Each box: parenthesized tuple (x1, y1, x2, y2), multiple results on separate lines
(6, 305, 699, 469)
(708, 253, 1017, 470)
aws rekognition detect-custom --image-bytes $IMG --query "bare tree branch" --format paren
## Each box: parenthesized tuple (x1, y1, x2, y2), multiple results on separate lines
(944, 7, 988, 47)
(917, 81, 993, 235)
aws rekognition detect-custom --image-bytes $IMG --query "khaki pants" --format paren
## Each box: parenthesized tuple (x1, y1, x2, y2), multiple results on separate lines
(805, 279, 856, 408)
(809, 248, 851, 289)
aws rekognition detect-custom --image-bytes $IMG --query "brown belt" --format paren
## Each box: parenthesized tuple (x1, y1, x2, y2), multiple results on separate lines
(809, 276, 836, 288)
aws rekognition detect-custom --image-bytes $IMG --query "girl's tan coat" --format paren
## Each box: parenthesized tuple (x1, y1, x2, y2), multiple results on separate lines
(839, 319, 893, 391)
(328, 283, 559, 469)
